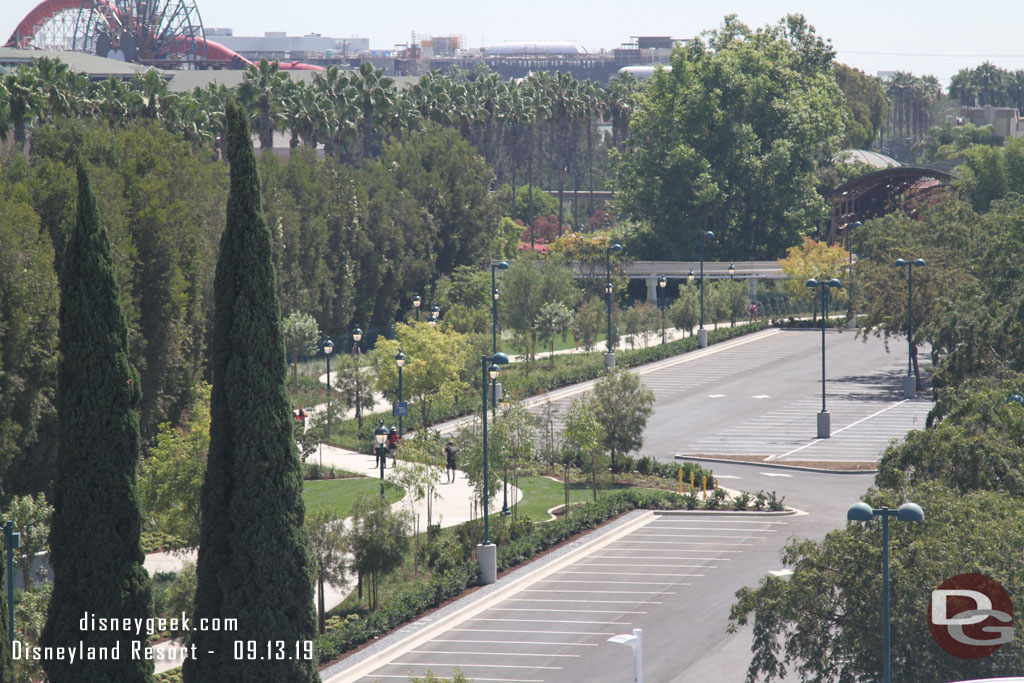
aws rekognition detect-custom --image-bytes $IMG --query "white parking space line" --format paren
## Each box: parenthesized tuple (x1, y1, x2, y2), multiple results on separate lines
(521, 589, 676, 595)
(632, 528, 778, 533)
(395, 662, 563, 670)
(543, 580, 689, 585)
(577, 563, 715, 569)
(555, 571, 702, 577)
(649, 519, 789, 524)
(590, 555, 732, 560)
(469, 618, 630, 624)
(449, 629, 617, 635)
(413, 650, 581, 658)
(490, 608, 648, 614)
(434, 639, 599, 647)
(616, 538, 753, 544)
(361, 677, 544, 682)
(505, 598, 663, 604)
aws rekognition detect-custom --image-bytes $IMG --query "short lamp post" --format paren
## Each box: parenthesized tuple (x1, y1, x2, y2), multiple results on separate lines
(321, 337, 334, 475)
(5, 521, 19, 646)
(698, 230, 714, 348)
(412, 293, 421, 322)
(491, 260, 510, 417)
(374, 420, 389, 497)
(847, 501, 924, 683)
(479, 351, 510, 585)
(895, 258, 925, 398)
(1008, 393, 1024, 408)
(807, 278, 841, 438)
(608, 628, 643, 683)
(605, 243, 623, 368)
(351, 327, 362, 356)
(394, 349, 406, 439)
(658, 275, 667, 344)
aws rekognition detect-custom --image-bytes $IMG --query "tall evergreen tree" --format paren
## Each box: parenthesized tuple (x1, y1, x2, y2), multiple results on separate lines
(0, 591, 12, 683)
(40, 164, 152, 682)
(185, 100, 317, 682)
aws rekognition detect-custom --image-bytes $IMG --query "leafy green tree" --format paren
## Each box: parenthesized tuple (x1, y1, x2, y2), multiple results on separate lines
(14, 583, 51, 682)
(3, 493, 52, 589)
(373, 323, 473, 430)
(575, 297, 604, 351)
(615, 14, 845, 260)
(668, 287, 699, 335)
(42, 163, 153, 683)
(186, 101, 317, 683)
(282, 311, 320, 387)
(718, 279, 750, 326)
(502, 252, 580, 362)
(348, 494, 410, 610)
(731, 482, 1024, 682)
(536, 301, 574, 363)
(777, 237, 849, 319)
(835, 63, 888, 149)
(391, 431, 445, 533)
(493, 400, 538, 519)
(333, 352, 376, 430)
(591, 368, 655, 473)
(0, 165, 59, 496)
(0, 590, 10, 683)
(138, 382, 211, 549)
(560, 395, 606, 501)
(305, 509, 348, 634)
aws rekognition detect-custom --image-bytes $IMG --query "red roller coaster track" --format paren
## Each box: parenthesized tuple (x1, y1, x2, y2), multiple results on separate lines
(6, 0, 322, 70)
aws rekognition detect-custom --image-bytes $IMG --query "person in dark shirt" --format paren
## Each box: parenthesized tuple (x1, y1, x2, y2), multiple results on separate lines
(444, 440, 457, 483)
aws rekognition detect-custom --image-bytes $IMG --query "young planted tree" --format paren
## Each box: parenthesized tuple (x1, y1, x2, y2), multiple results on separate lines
(333, 353, 376, 429)
(669, 287, 699, 336)
(348, 494, 410, 610)
(305, 509, 348, 635)
(536, 301, 574, 364)
(4, 493, 52, 590)
(591, 368, 655, 473)
(41, 164, 154, 683)
(560, 395, 606, 502)
(186, 101, 317, 683)
(282, 310, 320, 387)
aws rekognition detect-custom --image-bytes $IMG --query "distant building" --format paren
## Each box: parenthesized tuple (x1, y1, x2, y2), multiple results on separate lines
(960, 105, 1024, 140)
(207, 30, 370, 61)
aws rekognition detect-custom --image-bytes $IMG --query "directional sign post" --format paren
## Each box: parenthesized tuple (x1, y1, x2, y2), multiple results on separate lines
(392, 401, 408, 417)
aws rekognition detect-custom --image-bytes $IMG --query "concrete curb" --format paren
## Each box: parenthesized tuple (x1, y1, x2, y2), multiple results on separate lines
(320, 509, 656, 682)
(653, 509, 798, 517)
(674, 454, 878, 475)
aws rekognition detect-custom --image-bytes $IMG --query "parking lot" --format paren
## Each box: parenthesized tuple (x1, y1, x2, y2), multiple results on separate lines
(341, 512, 790, 683)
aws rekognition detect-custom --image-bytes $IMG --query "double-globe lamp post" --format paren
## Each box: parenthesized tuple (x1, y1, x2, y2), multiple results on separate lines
(428, 305, 440, 328)
(374, 420, 388, 497)
(806, 278, 841, 438)
(847, 501, 924, 683)
(321, 337, 334, 475)
(491, 260, 510, 417)
(698, 230, 714, 348)
(412, 293, 421, 322)
(479, 351, 510, 585)
(895, 258, 925, 399)
(605, 243, 622, 368)
(395, 349, 405, 439)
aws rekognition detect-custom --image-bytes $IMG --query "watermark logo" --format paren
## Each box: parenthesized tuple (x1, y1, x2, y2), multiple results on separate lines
(928, 573, 1014, 659)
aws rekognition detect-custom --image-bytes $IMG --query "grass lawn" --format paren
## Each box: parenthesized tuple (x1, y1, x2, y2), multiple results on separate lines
(510, 474, 659, 520)
(506, 331, 608, 355)
(302, 477, 404, 516)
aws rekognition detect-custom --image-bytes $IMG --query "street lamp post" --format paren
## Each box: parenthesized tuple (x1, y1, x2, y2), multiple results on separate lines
(847, 501, 924, 683)
(499, 390, 512, 516)
(428, 305, 440, 329)
(806, 278, 842, 438)
(698, 231, 714, 348)
(321, 337, 334, 477)
(847, 221, 862, 322)
(412, 293, 421, 322)
(658, 275, 667, 344)
(394, 349, 406, 439)
(374, 420, 388, 496)
(895, 258, 925, 398)
(605, 243, 623, 368)
(491, 260, 510, 417)
(479, 351, 510, 585)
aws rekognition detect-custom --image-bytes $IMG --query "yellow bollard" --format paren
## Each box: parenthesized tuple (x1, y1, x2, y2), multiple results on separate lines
(690, 471, 695, 495)
(702, 475, 707, 500)
(678, 468, 683, 493)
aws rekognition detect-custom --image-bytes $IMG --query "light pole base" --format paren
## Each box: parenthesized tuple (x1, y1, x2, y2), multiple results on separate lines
(605, 352, 616, 368)
(477, 543, 497, 585)
(697, 328, 708, 348)
(903, 374, 917, 399)
(817, 411, 831, 439)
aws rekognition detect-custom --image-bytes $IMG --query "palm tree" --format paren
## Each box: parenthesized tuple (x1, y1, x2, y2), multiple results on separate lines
(351, 62, 395, 162)
(1, 66, 43, 148)
(237, 58, 289, 151)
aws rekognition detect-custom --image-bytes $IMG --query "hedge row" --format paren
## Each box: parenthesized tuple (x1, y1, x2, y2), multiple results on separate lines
(315, 489, 686, 665)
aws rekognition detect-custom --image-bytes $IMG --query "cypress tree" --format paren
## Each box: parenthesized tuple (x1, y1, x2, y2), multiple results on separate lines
(40, 164, 153, 682)
(1, 590, 12, 683)
(185, 101, 317, 682)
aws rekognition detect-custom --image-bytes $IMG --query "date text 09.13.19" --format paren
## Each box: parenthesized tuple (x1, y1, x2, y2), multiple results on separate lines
(233, 640, 314, 660)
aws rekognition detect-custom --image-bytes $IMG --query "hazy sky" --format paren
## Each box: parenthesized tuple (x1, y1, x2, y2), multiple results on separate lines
(4, 0, 1024, 85)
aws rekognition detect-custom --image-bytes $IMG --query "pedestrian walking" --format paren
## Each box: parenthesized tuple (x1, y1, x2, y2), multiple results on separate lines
(749, 301, 757, 323)
(387, 426, 400, 468)
(444, 440, 457, 483)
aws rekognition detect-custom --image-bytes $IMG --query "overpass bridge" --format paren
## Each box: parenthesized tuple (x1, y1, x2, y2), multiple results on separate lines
(568, 260, 786, 301)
